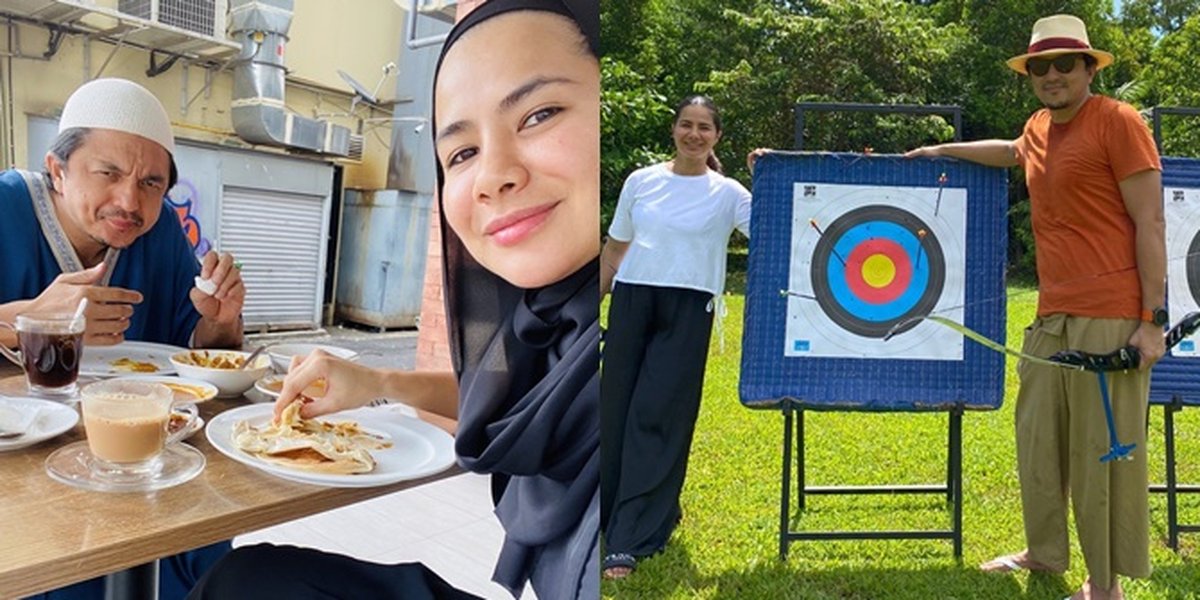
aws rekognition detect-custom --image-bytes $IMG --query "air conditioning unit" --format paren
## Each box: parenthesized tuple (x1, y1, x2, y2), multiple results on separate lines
(117, 0, 228, 39)
(414, 0, 455, 23)
(344, 134, 365, 163)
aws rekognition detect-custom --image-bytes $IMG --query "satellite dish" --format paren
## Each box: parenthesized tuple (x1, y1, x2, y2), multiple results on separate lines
(338, 69, 379, 106)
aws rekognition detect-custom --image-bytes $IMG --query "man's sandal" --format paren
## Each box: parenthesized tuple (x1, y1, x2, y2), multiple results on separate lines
(981, 555, 1025, 573)
(980, 553, 1056, 574)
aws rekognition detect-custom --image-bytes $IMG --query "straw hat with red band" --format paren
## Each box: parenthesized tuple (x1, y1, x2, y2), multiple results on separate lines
(1006, 14, 1114, 75)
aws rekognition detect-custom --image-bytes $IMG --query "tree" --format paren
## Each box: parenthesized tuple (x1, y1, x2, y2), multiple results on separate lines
(599, 0, 1168, 278)
(1121, 0, 1200, 34)
(1143, 12, 1200, 157)
(601, 57, 673, 230)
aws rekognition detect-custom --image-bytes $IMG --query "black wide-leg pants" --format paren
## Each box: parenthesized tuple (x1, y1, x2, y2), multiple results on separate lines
(601, 282, 714, 557)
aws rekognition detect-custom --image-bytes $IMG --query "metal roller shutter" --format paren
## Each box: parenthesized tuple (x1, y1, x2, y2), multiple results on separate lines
(220, 186, 328, 330)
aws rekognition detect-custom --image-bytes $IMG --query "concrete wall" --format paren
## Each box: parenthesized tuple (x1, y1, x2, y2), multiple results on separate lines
(415, 0, 488, 371)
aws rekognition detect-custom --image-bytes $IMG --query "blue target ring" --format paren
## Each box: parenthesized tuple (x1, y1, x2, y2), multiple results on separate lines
(827, 222, 930, 320)
(811, 205, 945, 338)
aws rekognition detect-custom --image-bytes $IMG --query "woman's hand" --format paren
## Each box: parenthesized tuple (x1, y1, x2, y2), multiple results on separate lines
(273, 350, 382, 420)
(746, 148, 771, 175)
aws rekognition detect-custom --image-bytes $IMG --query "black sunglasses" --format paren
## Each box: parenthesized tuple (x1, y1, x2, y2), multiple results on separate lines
(1026, 54, 1081, 77)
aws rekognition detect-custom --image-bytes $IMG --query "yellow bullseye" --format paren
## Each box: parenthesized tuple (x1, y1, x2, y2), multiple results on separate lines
(861, 254, 896, 288)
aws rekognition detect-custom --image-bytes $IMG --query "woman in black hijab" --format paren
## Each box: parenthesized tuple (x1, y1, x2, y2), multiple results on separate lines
(186, 1, 599, 598)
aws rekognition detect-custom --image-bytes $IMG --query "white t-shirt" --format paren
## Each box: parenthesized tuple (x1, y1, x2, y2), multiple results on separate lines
(608, 163, 752, 296)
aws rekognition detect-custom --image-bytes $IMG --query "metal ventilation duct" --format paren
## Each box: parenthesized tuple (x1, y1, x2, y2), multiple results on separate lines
(228, 0, 351, 156)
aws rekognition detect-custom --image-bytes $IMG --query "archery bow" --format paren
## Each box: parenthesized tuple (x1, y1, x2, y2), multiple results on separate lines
(884, 314, 1072, 369)
(890, 312, 1200, 462)
(784, 279, 1200, 461)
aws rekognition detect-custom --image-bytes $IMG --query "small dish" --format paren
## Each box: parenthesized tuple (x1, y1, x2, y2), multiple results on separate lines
(170, 406, 205, 441)
(113, 375, 218, 404)
(253, 374, 328, 399)
(0, 396, 80, 451)
(267, 343, 359, 372)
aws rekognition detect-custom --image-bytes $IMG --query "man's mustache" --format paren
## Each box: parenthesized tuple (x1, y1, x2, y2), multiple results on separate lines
(96, 208, 144, 227)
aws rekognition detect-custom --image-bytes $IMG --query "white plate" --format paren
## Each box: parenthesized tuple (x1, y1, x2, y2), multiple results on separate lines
(205, 404, 455, 488)
(80, 341, 186, 377)
(112, 375, 219, 404)
(0, 396, 80, 451)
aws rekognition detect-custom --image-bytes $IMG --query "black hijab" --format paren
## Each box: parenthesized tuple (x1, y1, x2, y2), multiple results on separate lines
(431, 1, 600, 597)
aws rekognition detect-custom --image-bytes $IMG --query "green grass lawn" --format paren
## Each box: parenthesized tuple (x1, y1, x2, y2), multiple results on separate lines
(602, 289, 1200, 599)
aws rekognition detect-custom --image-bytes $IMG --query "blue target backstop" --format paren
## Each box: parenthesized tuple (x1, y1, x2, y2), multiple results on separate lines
(1151, 156, 1200, 406)
(740, 152, 1008, 411)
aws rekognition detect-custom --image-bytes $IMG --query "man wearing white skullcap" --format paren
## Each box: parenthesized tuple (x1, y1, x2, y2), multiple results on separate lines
(0, 78, 244, 352)
(0, 79, 240, 599)
(907, 15, 1163, 600)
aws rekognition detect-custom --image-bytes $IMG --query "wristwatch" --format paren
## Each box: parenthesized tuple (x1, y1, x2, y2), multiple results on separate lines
(1141, 306, 1168, 326)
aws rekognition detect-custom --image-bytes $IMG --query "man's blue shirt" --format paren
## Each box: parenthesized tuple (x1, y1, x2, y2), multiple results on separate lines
(0, 169, 201, 347)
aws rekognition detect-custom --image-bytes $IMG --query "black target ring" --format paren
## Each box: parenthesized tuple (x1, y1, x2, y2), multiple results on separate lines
(1188, 230, 1200, 309)
(811, 205, 946, 338)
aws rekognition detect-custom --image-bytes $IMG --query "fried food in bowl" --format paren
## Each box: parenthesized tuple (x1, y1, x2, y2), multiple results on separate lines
(169, 350, 271, 398)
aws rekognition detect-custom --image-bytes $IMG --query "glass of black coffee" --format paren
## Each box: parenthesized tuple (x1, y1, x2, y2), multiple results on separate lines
(0, 313, 86, 398)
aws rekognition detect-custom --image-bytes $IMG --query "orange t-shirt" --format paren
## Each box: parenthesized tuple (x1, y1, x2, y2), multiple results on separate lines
(1014, 95, 1161, 319)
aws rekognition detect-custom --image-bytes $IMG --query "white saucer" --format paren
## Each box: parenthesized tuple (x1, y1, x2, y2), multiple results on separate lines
(45, 441, 205, 493)
(0, 397, 79, 451)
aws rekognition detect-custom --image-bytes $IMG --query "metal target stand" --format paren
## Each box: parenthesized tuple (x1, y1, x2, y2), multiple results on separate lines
(1149, 396, 1200, 550)
(779, 400, 964, 559)
(1149, 106, 1200, 551)
(778, 102, 967, 560)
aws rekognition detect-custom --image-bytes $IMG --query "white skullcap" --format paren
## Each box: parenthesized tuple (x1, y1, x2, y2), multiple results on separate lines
(58, 78, 175, 154)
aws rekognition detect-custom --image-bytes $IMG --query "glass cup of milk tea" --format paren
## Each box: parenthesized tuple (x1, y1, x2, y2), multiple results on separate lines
(80, 380, 198, 477)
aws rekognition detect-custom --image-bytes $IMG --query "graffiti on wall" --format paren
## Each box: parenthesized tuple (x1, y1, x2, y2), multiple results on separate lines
(166, 179, 213, 259)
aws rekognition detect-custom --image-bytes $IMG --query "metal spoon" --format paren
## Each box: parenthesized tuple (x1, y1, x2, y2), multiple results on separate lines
(239, 345, 270, 371)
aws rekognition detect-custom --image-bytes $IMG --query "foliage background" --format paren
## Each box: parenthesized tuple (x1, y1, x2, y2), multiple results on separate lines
(600, 0, 1200, 281)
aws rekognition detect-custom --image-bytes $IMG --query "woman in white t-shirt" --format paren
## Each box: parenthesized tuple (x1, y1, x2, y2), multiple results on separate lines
(599, 95, 751, 579)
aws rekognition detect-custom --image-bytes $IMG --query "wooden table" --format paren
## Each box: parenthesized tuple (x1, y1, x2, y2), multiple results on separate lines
(0, 370, 461, 598)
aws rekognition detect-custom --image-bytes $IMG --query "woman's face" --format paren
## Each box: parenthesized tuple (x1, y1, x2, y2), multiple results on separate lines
(435, 11, 600, 289)
(672, 104, 720, 163)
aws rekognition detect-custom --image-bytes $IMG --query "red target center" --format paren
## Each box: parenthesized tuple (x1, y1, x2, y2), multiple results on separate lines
(845, 238, 913, 304)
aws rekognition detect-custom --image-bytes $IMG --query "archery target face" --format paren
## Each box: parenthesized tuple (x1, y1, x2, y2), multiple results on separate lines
(785, 183, 966, 359)
(1164, 186, 1200, 357)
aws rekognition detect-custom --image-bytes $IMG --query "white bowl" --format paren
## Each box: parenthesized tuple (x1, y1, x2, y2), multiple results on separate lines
(169, 350, 272, 398)
(267, 343, 359, 372)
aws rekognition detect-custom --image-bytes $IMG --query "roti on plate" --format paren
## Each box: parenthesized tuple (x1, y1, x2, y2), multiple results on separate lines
(233, 401, 391, 475)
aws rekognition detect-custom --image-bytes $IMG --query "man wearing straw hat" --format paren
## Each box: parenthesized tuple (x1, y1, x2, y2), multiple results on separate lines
(0, 78, 244, 351)
(907, 14, 1164, 599)
(0, 78, 239, 599)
